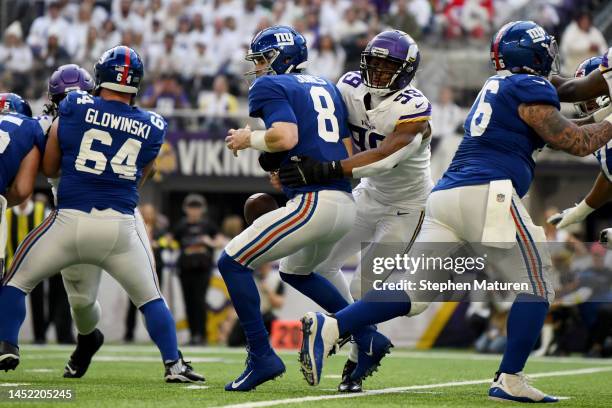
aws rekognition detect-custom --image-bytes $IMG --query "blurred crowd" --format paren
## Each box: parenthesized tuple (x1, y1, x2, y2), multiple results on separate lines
(0, 0, 608, 117)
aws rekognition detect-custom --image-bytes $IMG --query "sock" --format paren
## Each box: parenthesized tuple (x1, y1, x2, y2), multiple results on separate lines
(139, 298, 179, 363)
(336, 288, 411, 335)
(70, 301, 101, 335)
(218, 251, 271, 357)
(280, 272, 350, 313)
(315, 269, 353, 304)
(348, 342, 358, 363)
(499, 293, 549, 374)
(0, 286, 27, 347)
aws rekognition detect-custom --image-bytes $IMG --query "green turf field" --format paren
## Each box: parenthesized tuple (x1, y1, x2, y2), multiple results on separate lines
(0, 344, 611, 407)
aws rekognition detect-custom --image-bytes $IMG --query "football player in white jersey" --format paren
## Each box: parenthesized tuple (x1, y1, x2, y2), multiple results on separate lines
(549, 48, 612, 245)
(279, 30, 432, 391)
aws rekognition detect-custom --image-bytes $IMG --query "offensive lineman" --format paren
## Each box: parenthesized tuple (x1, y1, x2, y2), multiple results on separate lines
(296, 21, 612, 403)
(279, 30, 432, 392)
(0, 46, 204, 383)
(0, 94, 45, 277)
(222, 25, 390, 391)
(37, 64, 157, 379)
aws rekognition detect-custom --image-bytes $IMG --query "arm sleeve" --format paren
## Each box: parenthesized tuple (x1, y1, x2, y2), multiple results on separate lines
(512, 76, 561, 110)
(249, 77, 297, 128)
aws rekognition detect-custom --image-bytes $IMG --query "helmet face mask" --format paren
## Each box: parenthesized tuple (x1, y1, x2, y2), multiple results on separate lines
(573, 56, 610, 117)
(245, 48, 280, 79)
(360, 55, 404, 93)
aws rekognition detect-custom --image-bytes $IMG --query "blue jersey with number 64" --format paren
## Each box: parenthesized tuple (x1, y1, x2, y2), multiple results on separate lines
(433, 73, 560, 197)
(249, 74, 351, 199)
(57, 91, 166, 214)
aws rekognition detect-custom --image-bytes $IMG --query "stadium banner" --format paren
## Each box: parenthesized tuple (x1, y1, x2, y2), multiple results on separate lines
(156, 131, 267, 179)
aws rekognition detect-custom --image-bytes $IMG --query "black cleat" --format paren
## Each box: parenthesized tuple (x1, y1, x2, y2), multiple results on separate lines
(64, 329, 104, 378)
(164, 351, 205, 383)
(338, 359, 362, 392)
(0, 341, 19, 372)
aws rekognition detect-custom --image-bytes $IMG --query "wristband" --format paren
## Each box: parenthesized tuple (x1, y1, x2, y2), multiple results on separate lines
(250, 130, 272, 152)
(574, 199, 595, 218)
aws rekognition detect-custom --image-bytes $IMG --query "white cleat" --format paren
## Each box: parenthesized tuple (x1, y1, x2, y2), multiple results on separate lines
(489, 372, 558, 403)
(298, 312, 340, 386)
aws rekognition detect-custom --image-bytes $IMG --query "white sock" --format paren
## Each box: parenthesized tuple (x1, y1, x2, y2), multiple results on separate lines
(348, 342, 358, 363)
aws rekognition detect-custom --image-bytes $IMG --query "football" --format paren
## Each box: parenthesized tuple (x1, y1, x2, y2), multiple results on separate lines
(244, 193, 279, 225)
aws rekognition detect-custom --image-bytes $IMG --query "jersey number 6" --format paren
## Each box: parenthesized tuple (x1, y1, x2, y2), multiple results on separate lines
(75, 129, 142, 180)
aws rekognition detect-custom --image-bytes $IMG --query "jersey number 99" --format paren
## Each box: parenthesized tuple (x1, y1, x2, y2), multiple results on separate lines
(310, 87, 340, 143)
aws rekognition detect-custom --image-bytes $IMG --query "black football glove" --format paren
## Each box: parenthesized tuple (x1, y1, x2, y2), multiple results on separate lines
(258, 152, 286, 172)
(278, 155, 344, 187)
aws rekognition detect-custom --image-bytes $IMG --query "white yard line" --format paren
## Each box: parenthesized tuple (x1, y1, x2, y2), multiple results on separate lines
(213, 367, 612, 408)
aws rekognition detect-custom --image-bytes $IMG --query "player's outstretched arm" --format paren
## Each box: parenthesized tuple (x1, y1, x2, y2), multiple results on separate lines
(552, 70, 609, 103)
(518, 103, 612, 157)
(42, 118, 61, 178)
(548, 172, 612, 229)
(6, 147, 40, 207)
(339, 121, 429, 177)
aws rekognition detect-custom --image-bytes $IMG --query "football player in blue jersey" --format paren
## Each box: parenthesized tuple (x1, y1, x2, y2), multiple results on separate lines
(296, 21, 612, 403)
(0, 46, 204, 383)
(220, 25, 391, 391)
(0, 93, 46, 279)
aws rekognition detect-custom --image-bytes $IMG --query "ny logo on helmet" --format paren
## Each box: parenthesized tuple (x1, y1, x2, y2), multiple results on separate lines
(274, 32, 294, 46)
(526, 27, 546, 43)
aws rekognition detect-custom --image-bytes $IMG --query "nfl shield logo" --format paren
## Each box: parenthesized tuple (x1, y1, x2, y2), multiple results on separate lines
(496, 194, 505, 203)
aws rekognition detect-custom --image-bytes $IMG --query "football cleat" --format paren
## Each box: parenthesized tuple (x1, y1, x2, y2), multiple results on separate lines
(64, 329, 104, 378)
(0, 341, 19, 372)
(350, 330, 393, 381)
(225, 349, 285, 391)
(298, 312, 340, 386)
(489, 371, 558, 403)
(164, 351, 205, 383)
(337, 359, 362, 393)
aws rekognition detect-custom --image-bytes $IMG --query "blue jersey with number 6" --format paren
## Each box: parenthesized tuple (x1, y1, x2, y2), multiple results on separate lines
(57, 91, 166, 214)
(0, 112, 46, 196)
(249, 74, 351, 198)
(433, 73, 560, 197)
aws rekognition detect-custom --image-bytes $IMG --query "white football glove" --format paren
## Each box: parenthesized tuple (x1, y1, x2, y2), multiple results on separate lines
(600, 228, 612, 249)
(546, 200, 594, 229)
(592, 104, 612, 123)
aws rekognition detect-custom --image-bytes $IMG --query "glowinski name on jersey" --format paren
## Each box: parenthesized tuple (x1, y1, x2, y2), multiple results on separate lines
(336, 70, 433, 208)
(84, 107, 152, 140)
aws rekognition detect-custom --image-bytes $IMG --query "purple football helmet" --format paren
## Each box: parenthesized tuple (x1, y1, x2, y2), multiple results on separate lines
(48, 64, 94, 104)
(360, 30, 420, 95)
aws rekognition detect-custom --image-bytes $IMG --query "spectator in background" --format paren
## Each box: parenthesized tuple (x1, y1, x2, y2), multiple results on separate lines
(37, 30, 71, 78)
(461, 0, 492, 39)
(560, 11, 607, 76)
(198, 75, 239, 131)
(173, 194, 221, 345)
(99, 19, 121, 51)
(308, 34, 346, 82)
(221, 215, 245, 240)
(221, 263, 286, 347)
(334, 8, 368, 67)
(384, 0, 421, 39)
(27, 1, 69, 55)
(175, 15, 193, 51)
(0, 22, 33, 96)
(543, 207, 588, 257)
(147, 33, 183, 77)
(431, 86, 464, 139)
(63, 2, 93, 59)
(74, 26, 105, 71)
(141, 74, 190, 113)
(112, 0, 144, 33)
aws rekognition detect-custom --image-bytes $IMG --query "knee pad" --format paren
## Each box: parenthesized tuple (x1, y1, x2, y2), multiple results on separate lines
(68, 294, 96, 310)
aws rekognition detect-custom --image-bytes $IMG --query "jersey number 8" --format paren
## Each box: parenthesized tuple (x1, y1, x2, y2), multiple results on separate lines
(310, 87, 339, 143)
(75, 129, 142, 180)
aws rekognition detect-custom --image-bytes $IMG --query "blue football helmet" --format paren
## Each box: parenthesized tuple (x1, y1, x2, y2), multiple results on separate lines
(490, 21, 559, 78)
(360, 30, 420, 96)
(94, 45, 144, 95)
(574, 56, 609, 116)
(245, 25, 307, 78)
(0, 93, 32, 117)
